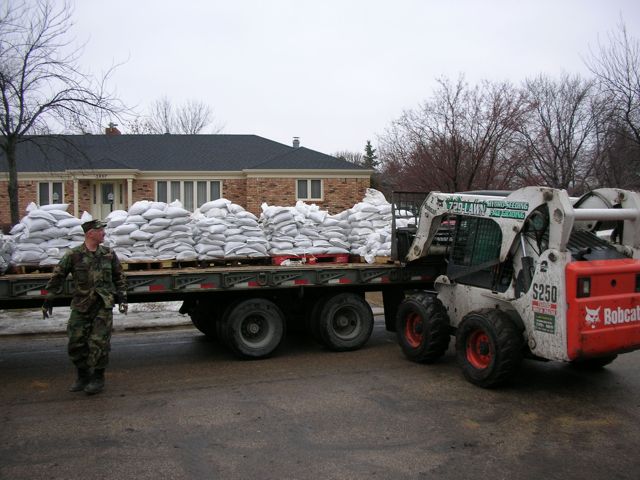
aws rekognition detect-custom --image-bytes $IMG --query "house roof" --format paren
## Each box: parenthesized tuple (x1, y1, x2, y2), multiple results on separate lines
(0, 134, 367, 173)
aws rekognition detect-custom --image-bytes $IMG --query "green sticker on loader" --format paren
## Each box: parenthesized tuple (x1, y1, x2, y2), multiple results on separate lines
(534, 313, 556, 334)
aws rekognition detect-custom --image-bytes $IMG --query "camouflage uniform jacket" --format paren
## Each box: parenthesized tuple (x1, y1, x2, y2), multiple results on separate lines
(45, 244, 127, 313)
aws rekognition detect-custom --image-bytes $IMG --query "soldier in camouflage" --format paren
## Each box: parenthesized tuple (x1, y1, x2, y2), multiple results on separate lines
(43, 219, 127, 395)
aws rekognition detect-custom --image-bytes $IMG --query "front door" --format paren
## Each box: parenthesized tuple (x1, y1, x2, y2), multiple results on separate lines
(91, 181, 124, 219)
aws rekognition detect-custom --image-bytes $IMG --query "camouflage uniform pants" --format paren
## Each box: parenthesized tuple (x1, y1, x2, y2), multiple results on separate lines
(67, 301, 113, 369)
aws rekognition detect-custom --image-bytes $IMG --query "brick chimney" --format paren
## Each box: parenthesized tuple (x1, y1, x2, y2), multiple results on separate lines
(105, 122, 121, 136)
(293, 137, 300, 148)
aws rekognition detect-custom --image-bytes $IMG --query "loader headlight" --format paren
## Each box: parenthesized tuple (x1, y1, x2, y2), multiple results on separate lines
(577, 277, 591, 298)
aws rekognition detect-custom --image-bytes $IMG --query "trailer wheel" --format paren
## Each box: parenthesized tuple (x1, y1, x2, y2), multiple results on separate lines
(395, 293, 450, 363)
(314, 293, 374, 351)
(221, 299, 285, 358)
(182, 300, 220, 339)
(455, 310, 523, 388)
(570, 355, 617, 369)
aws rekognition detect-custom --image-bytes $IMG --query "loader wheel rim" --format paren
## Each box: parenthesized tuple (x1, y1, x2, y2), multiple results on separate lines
(404, 312, 423, 348)
(466, 330, 492, 370)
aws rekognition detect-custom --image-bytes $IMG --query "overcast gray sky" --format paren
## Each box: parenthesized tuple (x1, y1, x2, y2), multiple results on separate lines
(73, 0, 640, 155)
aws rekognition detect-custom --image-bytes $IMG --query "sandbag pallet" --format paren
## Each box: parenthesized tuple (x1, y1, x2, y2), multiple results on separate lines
(8, 264, 57, 274)
(271, 253, 350, 265)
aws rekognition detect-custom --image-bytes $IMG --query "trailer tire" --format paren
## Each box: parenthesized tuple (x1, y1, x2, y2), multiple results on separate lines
(570, 355, 617, 369)
(183, 300, 220, 339)
(191, 313, 217, 338)
(395, 293, 450, 363)
(221, 299, 285, 358)
(315, 293, 374, 351)
(455, 310, 523, 388)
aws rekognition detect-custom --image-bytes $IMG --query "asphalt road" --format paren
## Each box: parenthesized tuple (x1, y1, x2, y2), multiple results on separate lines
(1, 318, 639, 480)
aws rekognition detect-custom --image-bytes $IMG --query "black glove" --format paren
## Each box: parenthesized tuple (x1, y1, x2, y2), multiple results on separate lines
(118, 303, 128, 315)
(42, 300, 53, 319)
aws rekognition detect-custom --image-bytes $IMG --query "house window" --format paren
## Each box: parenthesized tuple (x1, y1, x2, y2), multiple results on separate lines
(297, 179, 322, 200)
(38, 181, 63, 206)
(156, 180, 222, 211)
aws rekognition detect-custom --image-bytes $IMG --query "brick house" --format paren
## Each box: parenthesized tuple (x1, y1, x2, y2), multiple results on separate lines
(0, 132, 372, 226)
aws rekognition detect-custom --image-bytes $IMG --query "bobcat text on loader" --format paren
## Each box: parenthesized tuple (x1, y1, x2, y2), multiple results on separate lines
(395, 187, 640, 388)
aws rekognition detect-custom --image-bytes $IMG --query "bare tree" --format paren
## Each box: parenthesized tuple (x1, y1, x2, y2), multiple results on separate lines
(177, 99, 216, 134)
(587, 20, 640, 147)
(132, 97, 222, 134)
(379, 76, 527, 193)
(334, 150, 364, 166)
(147, 96, 175, 134)
(515, 74, 605, 193)
(0, 0, 123, 224)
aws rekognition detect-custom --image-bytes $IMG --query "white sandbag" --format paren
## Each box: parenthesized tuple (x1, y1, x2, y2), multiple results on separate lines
(107, 216, 127, 228)
(176, 250, 198, 261)
(195, 243, 223, 254)
(151, 230, 172, 242)
(109, 234, 136, 246)
(106, 209, 128, 220)
(48, 209, 73, 220)
(57, 217, 82, 228)
(204, 207, 228, 218)
(201, 224, 227, 235)
(23, 217, 53, 232)
(149, 217, 172, 227)
(130, 230, 154, 241)
(44, 238, 72, 248)
(114, 223, 140, 235)
(149, 201, 168, 211)
(12, 250, 47, 263)
(142, 208, 167, 220)
(174, 244, 196, 253)
(165, 206, 190, 218)
(157, 242, 180, 252)
(140, 224, 166, 233)
(128, 200, 152, 215)
(168, 225, 190, 232)
(40, 203, 70, 211)
(363, 188, 388, 206)
(170, 217, 191, 226)
(200, 198, 231, 213)
(125, 215, 147, 225)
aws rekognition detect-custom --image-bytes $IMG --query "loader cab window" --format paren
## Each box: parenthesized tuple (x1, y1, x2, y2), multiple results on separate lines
(448, 216, 509, 290)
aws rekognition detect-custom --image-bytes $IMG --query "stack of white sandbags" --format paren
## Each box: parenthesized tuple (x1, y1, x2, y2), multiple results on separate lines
(347, 189, 416, 263)
(9, 203, 85, 266)
(260, 201, 351, 257)
(105, 200, 197, 262)
(0, 234, 14, 274)
(193, 198, 269, 260)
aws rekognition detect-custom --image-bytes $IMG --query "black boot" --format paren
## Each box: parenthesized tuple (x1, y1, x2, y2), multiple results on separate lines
(84, 368, 105, 395)
(69, 368, 91, 392)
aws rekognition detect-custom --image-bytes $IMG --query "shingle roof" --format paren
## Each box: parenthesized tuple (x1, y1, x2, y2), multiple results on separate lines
(0, 134, 367, 173)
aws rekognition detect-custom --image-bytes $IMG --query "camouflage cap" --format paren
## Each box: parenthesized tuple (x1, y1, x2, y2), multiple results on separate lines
(81, 219, 106, 233)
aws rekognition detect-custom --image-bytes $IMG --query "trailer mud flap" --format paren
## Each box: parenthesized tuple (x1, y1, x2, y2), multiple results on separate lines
(566, 259, 640, 359)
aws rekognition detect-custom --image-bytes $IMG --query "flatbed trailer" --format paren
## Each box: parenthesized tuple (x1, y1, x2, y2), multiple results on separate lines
(0, 192, 436, 358)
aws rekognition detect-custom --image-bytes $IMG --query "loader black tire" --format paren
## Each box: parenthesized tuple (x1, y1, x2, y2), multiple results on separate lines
(395, 293, 451, 363)
(455, 310, 524, 388)
(570, 355, 617, 370)
(219, 298, 285, 359)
